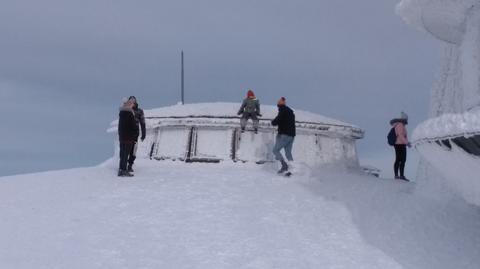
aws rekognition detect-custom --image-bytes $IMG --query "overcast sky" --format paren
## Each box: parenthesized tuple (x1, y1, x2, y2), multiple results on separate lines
(0, 0, 440, 177)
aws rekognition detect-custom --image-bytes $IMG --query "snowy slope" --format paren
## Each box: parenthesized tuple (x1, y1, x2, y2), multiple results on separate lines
(1, 160, 479, 269)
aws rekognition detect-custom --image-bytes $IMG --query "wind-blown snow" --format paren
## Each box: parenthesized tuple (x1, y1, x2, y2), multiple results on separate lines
(1, 160, 479, 268)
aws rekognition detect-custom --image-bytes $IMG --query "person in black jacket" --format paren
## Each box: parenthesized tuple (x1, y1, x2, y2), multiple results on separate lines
(118, 98, 137, 177)
(271, 97, 296, 174)
(127, 96, 146, 172)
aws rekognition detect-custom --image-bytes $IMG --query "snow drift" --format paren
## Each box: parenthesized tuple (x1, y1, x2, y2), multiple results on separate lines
(1, 159, 479, 269)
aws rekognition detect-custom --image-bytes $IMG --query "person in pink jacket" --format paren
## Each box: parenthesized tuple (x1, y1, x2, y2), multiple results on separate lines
(390, 112, 411, 181)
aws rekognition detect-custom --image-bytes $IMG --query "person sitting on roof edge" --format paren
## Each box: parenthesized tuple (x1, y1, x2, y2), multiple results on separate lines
(237, 89, 262, 134)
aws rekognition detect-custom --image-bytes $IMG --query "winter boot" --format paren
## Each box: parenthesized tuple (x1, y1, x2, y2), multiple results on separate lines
(287, 161, 296, 174)
(254, 128, 258, 134)
(118, 169, 134, 177)
(399, 176, 410, 182)
(277, 160, 288, 174)
(127, 164, 134, 173)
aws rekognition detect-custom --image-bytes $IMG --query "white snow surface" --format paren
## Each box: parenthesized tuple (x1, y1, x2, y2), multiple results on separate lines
(1, 160, 479, 269)
(412, 108, 480, 141)
(144, 102, 356, 127)
(416, 142, 480, 206)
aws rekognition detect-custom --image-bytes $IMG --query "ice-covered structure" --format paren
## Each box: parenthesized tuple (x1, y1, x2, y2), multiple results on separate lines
(110, 103, 364, 168)
(397, 0, 480, 205)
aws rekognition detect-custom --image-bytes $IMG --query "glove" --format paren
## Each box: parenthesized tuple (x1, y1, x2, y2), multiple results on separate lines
(237, 112, 242, 116)
(407, 142, 412, 148)
(257, 113, 262, 117)
(141, 136, 146, 142)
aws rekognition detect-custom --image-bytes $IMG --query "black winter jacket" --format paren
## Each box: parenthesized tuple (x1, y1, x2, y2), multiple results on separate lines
(118, 107, 138, 142)
(271, 105, 296, 137)
(133, 105, 146, 140)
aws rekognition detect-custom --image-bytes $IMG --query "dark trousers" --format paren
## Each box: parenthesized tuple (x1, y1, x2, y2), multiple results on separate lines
(119, 142, 134, 171)
(128, 142, 138, 167)
(394, 144, 407, 177)
(240, 112, 259, 130)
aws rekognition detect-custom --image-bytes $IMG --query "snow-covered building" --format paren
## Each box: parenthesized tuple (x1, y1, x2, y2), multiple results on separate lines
(110, 103, 364, 168)
(397, 0, 480, 205)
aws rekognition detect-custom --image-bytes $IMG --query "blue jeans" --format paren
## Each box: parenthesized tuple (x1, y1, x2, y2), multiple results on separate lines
(273, 134, 294, 162)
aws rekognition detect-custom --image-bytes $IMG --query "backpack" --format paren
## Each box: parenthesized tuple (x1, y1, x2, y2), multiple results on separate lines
(387, 127, 396, 146)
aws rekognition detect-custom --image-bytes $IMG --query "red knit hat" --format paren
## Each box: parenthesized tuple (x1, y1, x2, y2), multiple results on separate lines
(247, 90, 255, 98)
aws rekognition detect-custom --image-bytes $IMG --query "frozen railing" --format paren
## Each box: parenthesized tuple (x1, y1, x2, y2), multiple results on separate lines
(416, 136, 480, 157)
(145, 115, 364, 140)
(412, 109, 480, 206)
(413, 108, 480, 156)
(143, 116, 362, 167)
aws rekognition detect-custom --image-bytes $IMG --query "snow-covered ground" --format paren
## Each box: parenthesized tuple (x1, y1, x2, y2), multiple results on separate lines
(1, 160, 479, 269)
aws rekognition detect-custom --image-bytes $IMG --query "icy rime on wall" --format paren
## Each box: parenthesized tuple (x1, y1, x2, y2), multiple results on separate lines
(397, 0, 480, 206)
(110, 103, 364, 169)
(143, 120, 360, 167)
(397, 0, 480, 113)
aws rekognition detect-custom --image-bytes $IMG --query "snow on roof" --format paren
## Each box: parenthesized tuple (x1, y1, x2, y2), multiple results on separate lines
(144, 102, 357, 128)
(412, 108, 480, 142)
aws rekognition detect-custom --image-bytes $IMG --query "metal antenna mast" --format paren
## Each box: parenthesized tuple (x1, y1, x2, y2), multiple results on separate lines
(181, 51, 185, 105)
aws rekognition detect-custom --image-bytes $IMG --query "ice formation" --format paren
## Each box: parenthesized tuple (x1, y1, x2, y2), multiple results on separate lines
(397, 0, 480, 205)
(397, 0, 480, 112)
